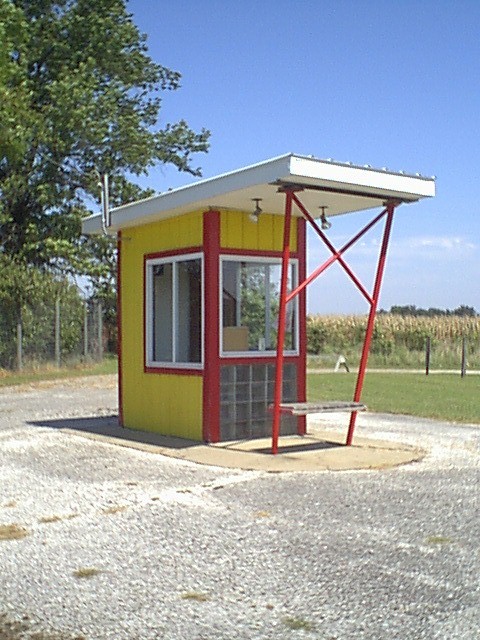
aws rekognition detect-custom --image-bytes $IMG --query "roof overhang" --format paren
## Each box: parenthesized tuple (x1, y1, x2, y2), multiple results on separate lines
(82, 153, 435, 235)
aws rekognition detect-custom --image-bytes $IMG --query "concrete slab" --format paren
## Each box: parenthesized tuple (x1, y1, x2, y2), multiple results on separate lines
(61, 419, 424, 472)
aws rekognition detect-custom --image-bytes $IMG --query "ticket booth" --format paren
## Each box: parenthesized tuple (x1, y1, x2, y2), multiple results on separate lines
(83, 154, 434, 449)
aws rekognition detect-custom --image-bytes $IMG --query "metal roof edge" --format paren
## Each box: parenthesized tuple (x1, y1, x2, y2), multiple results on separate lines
(82, 153, 295, 234)
(290, 153, 436, 182)
(81, 152, 435, 235)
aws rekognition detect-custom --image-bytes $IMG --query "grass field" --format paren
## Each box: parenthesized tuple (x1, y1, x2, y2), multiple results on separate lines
(0, 356, 118, 388)
(1, 358, 478, 425)
(307, 372, 480, 424)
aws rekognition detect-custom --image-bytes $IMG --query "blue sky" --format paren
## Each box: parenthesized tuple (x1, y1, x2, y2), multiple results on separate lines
(127, 0, 479, 314)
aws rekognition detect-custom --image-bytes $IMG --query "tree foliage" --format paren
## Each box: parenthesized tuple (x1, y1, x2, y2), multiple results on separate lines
(387, 305, 477, 317)
(0, 0, 210, 276)
(0, 254, 85, 367)
(0, 0, 210, 363)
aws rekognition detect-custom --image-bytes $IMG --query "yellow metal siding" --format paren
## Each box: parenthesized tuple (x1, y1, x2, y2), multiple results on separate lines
(120, 212, 203, 440)
(220, 210, 297, 252)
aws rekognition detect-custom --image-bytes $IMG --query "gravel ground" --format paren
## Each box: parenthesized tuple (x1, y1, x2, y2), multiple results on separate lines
(0, 375, 479, 639)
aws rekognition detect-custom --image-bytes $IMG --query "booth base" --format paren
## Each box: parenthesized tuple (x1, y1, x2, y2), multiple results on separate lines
(60, 418, 424, 472)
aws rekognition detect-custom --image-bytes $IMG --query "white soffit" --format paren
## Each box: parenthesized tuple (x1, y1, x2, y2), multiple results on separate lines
(82, 153, 435, 234)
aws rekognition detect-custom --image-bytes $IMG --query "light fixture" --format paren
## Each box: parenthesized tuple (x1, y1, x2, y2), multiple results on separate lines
(319, 206, 331, 230)
(250, 198, 263, 223)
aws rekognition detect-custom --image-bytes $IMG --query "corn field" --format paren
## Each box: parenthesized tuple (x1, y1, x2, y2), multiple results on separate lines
(307, 314, 480, 370)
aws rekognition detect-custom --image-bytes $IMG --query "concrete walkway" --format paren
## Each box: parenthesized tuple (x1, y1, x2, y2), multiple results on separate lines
(61, 418, 423, 472)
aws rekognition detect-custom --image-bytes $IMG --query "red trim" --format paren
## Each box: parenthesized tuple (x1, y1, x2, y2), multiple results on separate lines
(346, 203, 396, 445)
(143, 248, 205, 372)
(297, 217, 307, 436)
(202, 210, 221, 442)
(220, 355, 301, 366)
(144, 366, 203, 376)
(117, 231, 124, 427)
(143, 255, 147, 371)
(145, 246, 202, 260)
(220, 247, 299, 259)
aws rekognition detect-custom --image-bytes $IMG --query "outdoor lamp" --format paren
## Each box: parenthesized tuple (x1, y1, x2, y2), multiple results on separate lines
(319, 206, 331, 230)
(250, 198, 263, 223)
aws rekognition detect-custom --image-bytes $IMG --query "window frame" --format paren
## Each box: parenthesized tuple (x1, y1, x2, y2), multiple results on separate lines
(145, 251, 204, 370)
(219, 254, 299, 358)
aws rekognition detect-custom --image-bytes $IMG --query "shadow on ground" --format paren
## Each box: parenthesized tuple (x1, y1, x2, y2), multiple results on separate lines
(28, 415, 200, 450)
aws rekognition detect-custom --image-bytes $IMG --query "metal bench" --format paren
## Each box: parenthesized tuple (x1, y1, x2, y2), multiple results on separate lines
(273, 401, 366, 416)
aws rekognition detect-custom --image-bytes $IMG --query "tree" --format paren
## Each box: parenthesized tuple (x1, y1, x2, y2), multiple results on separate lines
(388, 305, 477, 317)
(0, 0, 210, 363)
(0, 0, 210, 274)
(451, 305, 477, 317)
(0, 254, 85, 367)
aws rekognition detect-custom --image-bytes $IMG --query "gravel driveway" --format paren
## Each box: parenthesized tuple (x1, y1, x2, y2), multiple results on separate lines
(0, 375, 479, 639)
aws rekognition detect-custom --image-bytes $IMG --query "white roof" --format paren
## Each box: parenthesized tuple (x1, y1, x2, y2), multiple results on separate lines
(82, 153, 435, 234)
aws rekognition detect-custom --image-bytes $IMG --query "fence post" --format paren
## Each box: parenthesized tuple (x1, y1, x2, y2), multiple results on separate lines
(55, 297, 61, 368)
(97, 301, 103, 361)
(16, 321, 23, 371)
(461, 337, 467, 378)
(425, 336, 431, 376)
(83, 303, 89, 358)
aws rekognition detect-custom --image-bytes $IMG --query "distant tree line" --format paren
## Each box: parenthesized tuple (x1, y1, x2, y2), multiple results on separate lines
(379, 305, 477, 317)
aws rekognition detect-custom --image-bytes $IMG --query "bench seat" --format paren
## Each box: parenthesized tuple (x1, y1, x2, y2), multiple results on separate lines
(272, 401, 367, 416)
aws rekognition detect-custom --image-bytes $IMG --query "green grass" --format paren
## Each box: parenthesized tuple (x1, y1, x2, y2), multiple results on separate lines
(307, 372, 480, 424)
(180, 591, 210, 602)
(282, 616, 315, 631)
(0, 356, 117, 388)
(425, 535, 454, 545)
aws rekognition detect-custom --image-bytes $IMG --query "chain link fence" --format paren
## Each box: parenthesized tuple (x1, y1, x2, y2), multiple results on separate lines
(0, 298, 115, 371)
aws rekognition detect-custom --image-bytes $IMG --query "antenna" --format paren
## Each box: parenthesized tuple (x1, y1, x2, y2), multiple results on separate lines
(100, 174, 110, 234)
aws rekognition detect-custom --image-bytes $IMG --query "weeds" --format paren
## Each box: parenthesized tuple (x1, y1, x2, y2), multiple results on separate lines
(0, 524, 29, 541)
(253, 510, 271, 518)
(426, 535, 454, 545)
(102, 505, 128, 515)
(73, 567, 102, 579)
(38, 514, 78, 524)
(283, 616, 315, 631)
(180, 591, 209, 602)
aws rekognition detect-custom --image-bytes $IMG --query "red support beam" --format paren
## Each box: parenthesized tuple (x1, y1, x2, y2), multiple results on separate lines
(270, 189, 397, 453)
(271, 189, 294, 454)
(297, 216, 307, 436)
(346, 202, 396, 445)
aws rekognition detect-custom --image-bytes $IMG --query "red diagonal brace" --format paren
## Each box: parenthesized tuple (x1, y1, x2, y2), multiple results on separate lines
(289, 193, 387, 304)
(271, 188, 397, 454)
(346, 202, 396, 445)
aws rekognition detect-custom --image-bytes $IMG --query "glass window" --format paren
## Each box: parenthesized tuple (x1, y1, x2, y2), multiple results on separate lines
(146, 255, 202, 366)
(221, 258, 298, 354)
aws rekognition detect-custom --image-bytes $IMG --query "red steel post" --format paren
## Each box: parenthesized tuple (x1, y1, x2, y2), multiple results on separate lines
(297, 216, 307, 436)
(271, 189, 294, 454)
(117, 230, 124, 427)
(346, 202, 396, 445)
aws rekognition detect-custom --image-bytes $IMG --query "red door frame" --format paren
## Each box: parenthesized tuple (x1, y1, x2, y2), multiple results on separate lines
(202, 210, 221, 442)
(271, 190, 397, 454)
(202, 208, 306, 444)
(117, 230, 124, 427)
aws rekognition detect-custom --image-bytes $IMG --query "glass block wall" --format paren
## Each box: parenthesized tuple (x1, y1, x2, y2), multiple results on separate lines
(220, 363, 298, 440)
